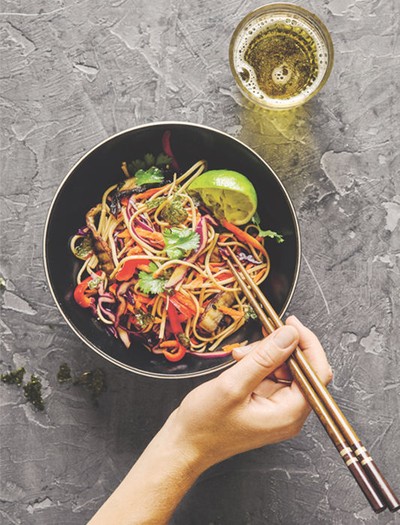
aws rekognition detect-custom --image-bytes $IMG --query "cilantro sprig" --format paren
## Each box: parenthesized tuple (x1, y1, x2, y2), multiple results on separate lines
(128, 153, 172, 177)
(252, 212, 284, 244)
(135, 166, 164, 186)
(138, 262, 167, 295)
(163, 228, 200, 260)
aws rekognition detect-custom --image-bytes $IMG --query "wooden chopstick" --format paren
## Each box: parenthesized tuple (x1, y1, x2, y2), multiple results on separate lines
(225, 248, 396, 513)
(226, 247, 400, 513)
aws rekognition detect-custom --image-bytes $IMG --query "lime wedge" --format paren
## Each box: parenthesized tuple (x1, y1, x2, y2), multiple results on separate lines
(188, 170, 257, 225)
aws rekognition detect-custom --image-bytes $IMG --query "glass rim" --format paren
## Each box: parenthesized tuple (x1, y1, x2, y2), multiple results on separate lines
(229, 3, 334, 110)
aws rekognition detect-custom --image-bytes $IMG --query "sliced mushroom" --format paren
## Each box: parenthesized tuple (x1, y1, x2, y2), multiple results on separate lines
(86, 205, 114, 277)
(199, 292, 235, 333)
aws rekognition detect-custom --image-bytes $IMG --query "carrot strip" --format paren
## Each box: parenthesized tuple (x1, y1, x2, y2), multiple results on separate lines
(160, 340, 179, 348)
(117, 229, 132, 239)
(128, 246, 143, 255)
(221, 219, 267, 258)
(216, 271, 233, 281)
(219, 305, 244, 320)
(135, 186, 169, 201)
(222, 342, 241, 353)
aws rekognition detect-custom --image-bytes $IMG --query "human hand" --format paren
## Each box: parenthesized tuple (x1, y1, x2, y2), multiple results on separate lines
(166, 316, 333, 472)
(89, 317, 333, 525)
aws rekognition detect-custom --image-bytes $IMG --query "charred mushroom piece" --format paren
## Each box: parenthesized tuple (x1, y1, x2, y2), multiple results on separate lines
(86, 205, 114, 277)
(199, 292, 235, 333)
(118, 177, 137, 193)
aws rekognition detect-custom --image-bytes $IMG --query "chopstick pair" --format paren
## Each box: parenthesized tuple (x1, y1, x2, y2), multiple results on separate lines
(225, 246, 399, 514)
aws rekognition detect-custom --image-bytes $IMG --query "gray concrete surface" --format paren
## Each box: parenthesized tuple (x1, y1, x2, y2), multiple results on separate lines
(1, 0, 399, 523)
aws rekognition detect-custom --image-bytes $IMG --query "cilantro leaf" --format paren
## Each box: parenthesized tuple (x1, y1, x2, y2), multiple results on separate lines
(128, 158, 146, 175)
(144, 153, 155, 167)
(127, 151, 171, 177)
(258, 230, 284, 243)
(156, 152, 172, 167)
(251, 212, 284, 243)
(163, 228, 200, 260)
(135, 166, 164, 186)
(138, 262, 167, 295)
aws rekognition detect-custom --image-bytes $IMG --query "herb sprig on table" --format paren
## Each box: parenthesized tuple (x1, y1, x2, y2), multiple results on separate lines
(1, 364, 107, 411)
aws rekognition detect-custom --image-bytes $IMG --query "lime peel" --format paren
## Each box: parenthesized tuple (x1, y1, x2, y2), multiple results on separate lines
(188, 170, 257, 225)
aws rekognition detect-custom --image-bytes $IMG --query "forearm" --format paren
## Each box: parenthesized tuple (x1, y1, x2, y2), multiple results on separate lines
(88, 412, 205, 525)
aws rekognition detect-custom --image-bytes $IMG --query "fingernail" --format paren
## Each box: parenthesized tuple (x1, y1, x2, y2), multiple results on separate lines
(234, 346, 250, 356)
(234, 346, 247, 355)
(273, 326, 297, 349)
(288, 314, 303, 325)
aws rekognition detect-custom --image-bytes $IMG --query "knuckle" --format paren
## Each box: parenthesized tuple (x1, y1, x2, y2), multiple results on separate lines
(251, 346, 275, 371)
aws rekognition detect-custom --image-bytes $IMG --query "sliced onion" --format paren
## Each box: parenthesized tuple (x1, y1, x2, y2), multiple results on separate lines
(134, 217, 154, 232)
(116, 326, 131, 348)
(97, 296, 116, 323)
(187, 350, 233, 359)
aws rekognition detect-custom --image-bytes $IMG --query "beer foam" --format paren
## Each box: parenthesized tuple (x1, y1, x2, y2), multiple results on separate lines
(232, 12, 330, 108)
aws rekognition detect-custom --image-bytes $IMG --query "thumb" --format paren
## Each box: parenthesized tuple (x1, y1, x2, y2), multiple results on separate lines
(221, 325, 299, 395)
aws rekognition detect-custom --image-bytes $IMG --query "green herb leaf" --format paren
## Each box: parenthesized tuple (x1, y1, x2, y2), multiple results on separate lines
(144, 153, 155, 167)
(160, 197, 188, 226)
(251, 212, 261, 226)
(163, 228, 200, 260)
(128, 158, 146, 175)
(88, 275, 102, 290)
(23, 374, 44, 411)
(146, 196, 167, 211)
(134, 310, 154, 329)
(251, 213, 284, 243)
(156, 152, 172, 167)
(138, 262, 167, 295)
(74, 369, 106, 404)
(1, 367, 25, 386)
(135, 166, 164, 186)
(57, 363, 72, 383)
(258, 230, 284, 243)
(177, 333, 190, 348)
(244, 306, 258, 321)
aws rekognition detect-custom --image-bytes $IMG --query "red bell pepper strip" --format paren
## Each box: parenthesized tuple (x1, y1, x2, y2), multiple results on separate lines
(163, 342, 186, 362)
(165, 302, 188, 361)
(162, 130, 179, 171)
(167, 302, 183, 335)
(116, 258, 149, 282)
(73, 271, 102, 308)
(220, 219, 267, 258)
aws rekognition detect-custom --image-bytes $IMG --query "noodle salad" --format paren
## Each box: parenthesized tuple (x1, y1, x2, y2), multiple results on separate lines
(70, 132, 283, 362)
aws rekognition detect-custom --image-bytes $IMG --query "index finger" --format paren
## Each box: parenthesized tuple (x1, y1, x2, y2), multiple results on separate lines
(286, 315, 333, 385)
(269, 316, 333, 420)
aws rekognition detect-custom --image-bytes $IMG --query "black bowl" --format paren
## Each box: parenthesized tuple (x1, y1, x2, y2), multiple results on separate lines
(44, 122, 301, 379)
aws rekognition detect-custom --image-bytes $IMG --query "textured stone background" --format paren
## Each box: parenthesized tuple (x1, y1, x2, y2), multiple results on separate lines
(1, 0, 399, 523)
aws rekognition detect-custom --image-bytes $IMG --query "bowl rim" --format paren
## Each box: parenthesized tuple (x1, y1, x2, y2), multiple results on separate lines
(43, 121, 301, 379)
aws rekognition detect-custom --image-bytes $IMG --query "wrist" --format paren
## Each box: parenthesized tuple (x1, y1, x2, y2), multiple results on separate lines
(155, 409, 211, 477)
